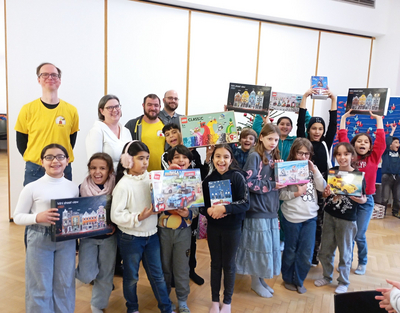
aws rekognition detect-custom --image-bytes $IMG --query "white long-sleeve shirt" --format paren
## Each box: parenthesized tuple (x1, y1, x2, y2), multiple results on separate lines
(111, 170, 157, 237)
(14, 174, 79, 226)
(279, 168, 326, 223)
(86, 121, 132, 172)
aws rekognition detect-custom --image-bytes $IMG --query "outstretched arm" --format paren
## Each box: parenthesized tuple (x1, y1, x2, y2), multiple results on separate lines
(340, 109, 353, 130)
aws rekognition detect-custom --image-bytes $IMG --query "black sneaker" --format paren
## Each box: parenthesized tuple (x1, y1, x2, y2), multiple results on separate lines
(190, 271, 204, 285)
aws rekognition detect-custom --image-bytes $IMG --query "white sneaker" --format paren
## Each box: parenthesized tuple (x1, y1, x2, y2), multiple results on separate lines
(335, 284, 348, 294)
(354, 264, 366, 275)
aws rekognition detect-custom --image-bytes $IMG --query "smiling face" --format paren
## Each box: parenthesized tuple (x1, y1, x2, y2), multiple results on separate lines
(296, 146, 311, 161)
(213, 147, 233, 175)
(308, 123, 324, 142)
(41, 148, 69, 178)
(37, 64, 61, 92)
(259, 132, 279, 152)
(129, 151, 150, 176)
(100, 99, 121, 124)
(164, 128, 182, 147)
(240, 134, 256, 152)
(143, 98, 161, 121)
(354, 135, 371, 156)
(169, 150, 190, 169)
(278, 118, 292, 137)
(163, 90, 179, 112)
(89, 158, 110, 185)
(335, 145, 354, 170)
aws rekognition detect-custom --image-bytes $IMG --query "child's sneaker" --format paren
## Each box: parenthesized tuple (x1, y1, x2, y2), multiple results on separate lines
(335, 284, 348, 294)
(314, 278, 331, 287)
(354, 264, 366, 275)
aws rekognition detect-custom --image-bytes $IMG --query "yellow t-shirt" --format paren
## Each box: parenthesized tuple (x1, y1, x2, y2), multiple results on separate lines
(15, 98, 79, 165)
(141, 119, 165, 172)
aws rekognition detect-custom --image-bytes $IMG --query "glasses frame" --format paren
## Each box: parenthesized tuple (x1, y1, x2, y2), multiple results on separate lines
(43, 154, 67, 161)
(296, 151, 310, 157)
(166, 96, 179, 101)
(38, 73, 60, 80)
(104, 104, 122, 112)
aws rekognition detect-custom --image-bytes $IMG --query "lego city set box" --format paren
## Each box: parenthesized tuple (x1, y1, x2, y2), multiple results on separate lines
(311, 76, 328, 100)
(327, 169, 364, 197)
(274, 160, 310, 186)
(50, 195, 113, 242)
(227, 82, 272, 115)
(208, 179, 232, 206)
(150, 169, 204, 212)
(269, 91, 303, 113)
(345, 88, 390, 116)
(179, 111, 238, 148)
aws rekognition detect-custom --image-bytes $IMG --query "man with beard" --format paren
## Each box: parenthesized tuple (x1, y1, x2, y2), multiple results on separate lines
(125, 94, 165, 171)
(159, 90, 182, 150)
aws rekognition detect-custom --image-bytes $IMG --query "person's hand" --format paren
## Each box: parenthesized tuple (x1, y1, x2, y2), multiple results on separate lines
(304, 86, 318, 98)
(323, 184, 331, 197)
(308, 160, 316, 173)
(168, 163, 181, 170)
(205, 145, 215, 163)
(323, 87, 336, 100)
(176, 207, 190, 218)
(391, 123, 397, 132)
(350, 194, 367, 204)
(342, 108, 354, 119)
(296, 184, 307, 196)
(36, 208, 60, 225)
(261, 110, 271, 124)
(224, 104, 228, 112)
(369, 110, 381, 120)
(207, 205, 226, 219)
(138, 205, 156, 221)
(274, 182, 286, 190)
(106, 225, 116, 235)
(376, 280, 400, 312)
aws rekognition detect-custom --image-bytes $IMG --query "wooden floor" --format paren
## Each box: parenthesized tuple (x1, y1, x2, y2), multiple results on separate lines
(1, 150, 400, 313)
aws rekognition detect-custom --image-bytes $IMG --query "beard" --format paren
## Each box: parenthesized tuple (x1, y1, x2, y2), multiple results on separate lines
(144, 110, 158, 121)
(163, 100, 178, 112)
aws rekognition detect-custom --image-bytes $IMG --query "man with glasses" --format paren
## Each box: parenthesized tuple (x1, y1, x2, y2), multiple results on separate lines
(15, 62, 79, 185)
(159, 90, 181, 127)
(125, 94, 165, 171)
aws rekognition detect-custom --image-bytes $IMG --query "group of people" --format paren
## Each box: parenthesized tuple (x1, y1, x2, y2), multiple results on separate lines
(12, 62, 400, 313)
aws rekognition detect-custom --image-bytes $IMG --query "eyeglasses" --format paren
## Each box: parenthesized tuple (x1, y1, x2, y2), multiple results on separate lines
(104, 104, 121, 111)
(38, 73, 60, 79)
(166, 96, 179, 101)
(43, 154, 66, 161)
(296, 152, 310, 157)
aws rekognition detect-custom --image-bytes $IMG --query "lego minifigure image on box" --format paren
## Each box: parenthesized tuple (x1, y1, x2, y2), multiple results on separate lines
(274, 160, 310, 186)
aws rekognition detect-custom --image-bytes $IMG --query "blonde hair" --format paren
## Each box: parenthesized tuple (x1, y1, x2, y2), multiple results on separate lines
(254, 124, 281, 164)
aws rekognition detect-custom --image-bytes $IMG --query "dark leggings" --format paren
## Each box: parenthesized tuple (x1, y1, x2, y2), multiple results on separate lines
(207, 224, 241, 304)
(312, 191, 325, 262)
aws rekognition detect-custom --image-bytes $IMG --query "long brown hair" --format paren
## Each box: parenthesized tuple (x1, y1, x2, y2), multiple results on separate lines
(254, 124, 281, 164)
(287, 138, 314, 161)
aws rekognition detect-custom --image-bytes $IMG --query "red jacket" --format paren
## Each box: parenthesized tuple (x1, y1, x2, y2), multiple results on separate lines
(338, 129, 385, 195)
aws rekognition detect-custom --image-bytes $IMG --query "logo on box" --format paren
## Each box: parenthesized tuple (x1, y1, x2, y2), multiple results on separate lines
(181, 117, 188, 124)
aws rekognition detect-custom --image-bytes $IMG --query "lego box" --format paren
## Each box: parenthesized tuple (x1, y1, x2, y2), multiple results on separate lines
(180, 111, 238, 148)
(311, 76, 328, 100)
(227, 82, 272, 114)
(208, 179, 232, 206)
(327, 169, 364, 197)
(50, 195, 113, 242)
(274, 160, 310, 186)
(345, 87, 390, 116)
(270, 91, 303, 113)
(150, 169, 204, 212)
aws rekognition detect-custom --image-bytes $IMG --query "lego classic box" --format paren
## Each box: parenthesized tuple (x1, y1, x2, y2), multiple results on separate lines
(150, 169, 204, 212)
(274, 160, 310, 186)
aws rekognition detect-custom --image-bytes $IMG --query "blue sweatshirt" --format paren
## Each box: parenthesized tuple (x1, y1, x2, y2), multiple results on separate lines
(243, 151, 279, 219)
(381, 136, 400, 175)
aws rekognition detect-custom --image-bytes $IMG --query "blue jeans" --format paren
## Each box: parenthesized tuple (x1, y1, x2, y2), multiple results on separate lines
(24, 161, 72, 186)
(207, 224, 241, 304)
(354, 195, 374, 265)
(117, 230, 172, 313)
(281, 215, 316, 287)
(26, 224, 76, 313)
(75, 235, 117, 309)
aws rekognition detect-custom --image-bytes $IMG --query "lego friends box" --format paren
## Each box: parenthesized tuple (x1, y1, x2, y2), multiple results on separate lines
(150, 169, 204, 212)
(180, 111, 238, 148)
(274, 160, 310, 186)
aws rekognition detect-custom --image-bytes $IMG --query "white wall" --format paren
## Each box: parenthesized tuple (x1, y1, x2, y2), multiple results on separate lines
(7, 0, 104, 216)
(148, 0, 390, 37)
(0, 0, 6, 114)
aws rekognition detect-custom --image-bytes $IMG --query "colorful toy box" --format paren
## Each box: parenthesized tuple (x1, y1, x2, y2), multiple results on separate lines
(274, 160, 310, 186)
(346, 87, 390, 116)
(311, 76, 328, 100)
(179, 111, 238, 148)
(150, 169, 204, 212)
(270, 91, 303, 113)
(227, 82, 272, 114)
(208, 180, 232, 206)
(327, 169, 364, 197)
(50, 195, 113, 242)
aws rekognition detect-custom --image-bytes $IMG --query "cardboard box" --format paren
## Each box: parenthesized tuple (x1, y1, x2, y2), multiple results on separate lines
(51, 195, 113, 242)
(150, 169, 204, 211)
(275, 160, 310, 186)
(227, 82, 271, 114)
(372, 203, 385, 219)
(327, 169, 364, 197)
(180, 111, 238, 148)
(208, 179, 232, 206)
(346, 87, 390, 116)
(311, 76, 328, 100)
(270, 91, 303, 113)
